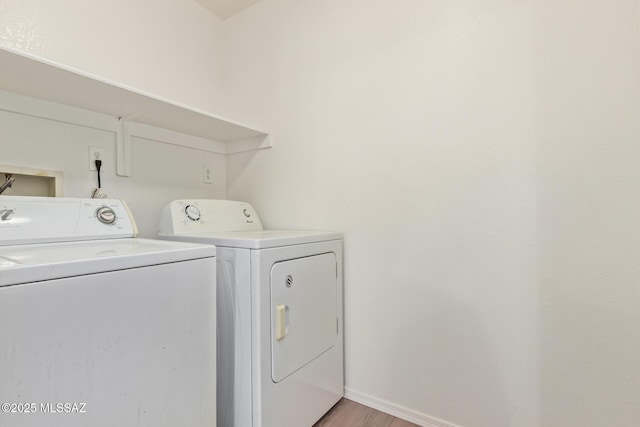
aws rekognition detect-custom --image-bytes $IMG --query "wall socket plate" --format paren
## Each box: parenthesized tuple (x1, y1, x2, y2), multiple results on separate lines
(89, 146, 105, 171)
(203, 165, 213, 184)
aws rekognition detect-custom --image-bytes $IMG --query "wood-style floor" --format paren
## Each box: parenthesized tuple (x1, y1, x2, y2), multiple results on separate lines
(314, 399, 419, 427)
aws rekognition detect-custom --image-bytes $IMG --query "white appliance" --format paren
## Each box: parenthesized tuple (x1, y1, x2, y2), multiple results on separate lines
(158, 199, 343, 427)
(0, 196, 216, 427)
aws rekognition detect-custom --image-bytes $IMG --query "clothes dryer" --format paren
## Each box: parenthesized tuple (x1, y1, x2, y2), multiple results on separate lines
(159, 199, 343, 427)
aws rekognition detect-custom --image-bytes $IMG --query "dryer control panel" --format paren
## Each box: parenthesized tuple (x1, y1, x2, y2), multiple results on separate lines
(0, 196, 138, 245)
(159, 199, 264, 235)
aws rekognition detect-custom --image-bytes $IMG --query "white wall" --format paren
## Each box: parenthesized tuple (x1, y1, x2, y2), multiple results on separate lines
(536, 1, 640, 425)
(0, 0, 227, 237)
(221, 1, 640, 426)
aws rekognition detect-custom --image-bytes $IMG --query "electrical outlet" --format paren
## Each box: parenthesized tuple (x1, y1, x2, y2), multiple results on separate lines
(203, 165, 213, 184)
(89, 146, 105, 171)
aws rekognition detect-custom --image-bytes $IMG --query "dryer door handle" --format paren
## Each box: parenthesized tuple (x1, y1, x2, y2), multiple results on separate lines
(275, 304, 289, 341)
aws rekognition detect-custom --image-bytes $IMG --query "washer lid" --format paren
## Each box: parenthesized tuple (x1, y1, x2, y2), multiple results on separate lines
(0, 238, 215, 287)
(159, 230, 342, 249)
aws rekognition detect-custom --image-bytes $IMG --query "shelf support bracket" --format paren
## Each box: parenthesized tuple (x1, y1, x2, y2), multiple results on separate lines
(116, 117, 132, 177)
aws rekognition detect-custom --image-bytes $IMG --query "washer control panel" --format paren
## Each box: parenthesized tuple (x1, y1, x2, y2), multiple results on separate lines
(0, 196, 138, 246)
(159, 199, 264, 235)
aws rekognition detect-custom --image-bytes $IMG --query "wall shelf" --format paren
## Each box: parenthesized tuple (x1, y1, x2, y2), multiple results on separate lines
(0, 46, 269, 175)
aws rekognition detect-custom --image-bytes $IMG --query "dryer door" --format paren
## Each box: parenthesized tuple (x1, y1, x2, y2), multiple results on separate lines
(270, 252, 337, 383)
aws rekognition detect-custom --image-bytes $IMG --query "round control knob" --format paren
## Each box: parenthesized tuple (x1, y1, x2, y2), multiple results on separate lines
(185, 205, 201, 221)
(96, 206, 116, 225)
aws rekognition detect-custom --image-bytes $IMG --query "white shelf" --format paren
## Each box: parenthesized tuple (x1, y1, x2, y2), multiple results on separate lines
(0, 46, 268, 144)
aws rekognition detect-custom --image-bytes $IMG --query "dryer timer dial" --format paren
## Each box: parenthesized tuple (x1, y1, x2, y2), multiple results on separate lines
(185, 205, 201, 221)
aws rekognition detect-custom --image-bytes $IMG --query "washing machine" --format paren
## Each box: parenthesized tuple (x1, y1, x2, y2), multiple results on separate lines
(158, 199, 343, 427)
(0, 196, 216, 427)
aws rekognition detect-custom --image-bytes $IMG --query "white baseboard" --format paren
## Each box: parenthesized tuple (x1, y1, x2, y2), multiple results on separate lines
(343, 387, 461, 427)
